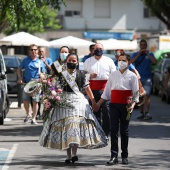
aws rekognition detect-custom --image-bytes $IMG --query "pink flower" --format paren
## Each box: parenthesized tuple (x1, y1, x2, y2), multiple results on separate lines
(57, 89, 62, 93)
(49, 95, 54, 99)
(55, 96, 60, 101)
(42, 80, 47, 84)
(47, 81, 52, 86)
(45, 102, 51, 108)
(127, 99, 131, 105)
(51, 90, 57, 96)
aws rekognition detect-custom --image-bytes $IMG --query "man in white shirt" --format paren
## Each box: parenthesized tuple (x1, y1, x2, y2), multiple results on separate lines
(83, 43, 116, 139)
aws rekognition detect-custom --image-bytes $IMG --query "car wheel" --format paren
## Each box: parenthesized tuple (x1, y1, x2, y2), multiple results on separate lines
(0, 110, 4, 125)
(166, 94, 170, 104)
(152, 85, 159, 95)
(161, 92, 166, 101)
(4, 97, 10, 117)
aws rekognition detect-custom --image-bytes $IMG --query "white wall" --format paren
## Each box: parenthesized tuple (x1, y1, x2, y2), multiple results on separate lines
(60, 0, 166, 32)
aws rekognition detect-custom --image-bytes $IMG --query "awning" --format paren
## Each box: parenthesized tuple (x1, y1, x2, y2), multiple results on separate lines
(97, 39, 138, 50)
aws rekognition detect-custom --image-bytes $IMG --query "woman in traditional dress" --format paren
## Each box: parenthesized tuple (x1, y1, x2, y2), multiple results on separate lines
(39, 53, 107, 163)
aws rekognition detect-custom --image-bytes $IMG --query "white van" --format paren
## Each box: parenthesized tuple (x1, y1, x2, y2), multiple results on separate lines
(0, 49, 9, 125)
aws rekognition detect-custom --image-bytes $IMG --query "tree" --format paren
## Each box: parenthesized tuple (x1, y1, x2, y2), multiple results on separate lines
(141, 0, 170, 30)
(0, 0, 65, 33)
(3, 6, 62, 35)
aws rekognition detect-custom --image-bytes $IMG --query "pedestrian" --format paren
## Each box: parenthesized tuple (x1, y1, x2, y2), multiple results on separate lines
(38, 53, 107, 163)
(114, 49, 146, 97)
(114, 49, 140, 79)
(17, 44, 45, 125)
(38, 47, 52, 74)
(58, 46, 70, 65)
(131, 39, 157, 120)
(83, 43, 116, 139)
(96, 54, 139, 165)
(82, 44, 95, 62)
(36, 47, 53, 119)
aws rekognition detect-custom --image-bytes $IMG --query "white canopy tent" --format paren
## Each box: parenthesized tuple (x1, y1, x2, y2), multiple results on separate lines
(97, 39, 138, 51)
(49, 36, 95, 56)
(0, 32, 49, 47)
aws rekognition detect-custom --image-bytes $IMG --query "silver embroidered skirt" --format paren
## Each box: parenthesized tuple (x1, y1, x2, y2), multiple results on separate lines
(39, 92, 108, 150)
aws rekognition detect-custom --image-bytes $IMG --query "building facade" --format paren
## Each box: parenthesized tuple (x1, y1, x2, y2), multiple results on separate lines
(36, 0, 166, 42)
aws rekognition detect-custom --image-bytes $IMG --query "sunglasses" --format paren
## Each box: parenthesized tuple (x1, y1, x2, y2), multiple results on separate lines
(30, 49, 37, 51)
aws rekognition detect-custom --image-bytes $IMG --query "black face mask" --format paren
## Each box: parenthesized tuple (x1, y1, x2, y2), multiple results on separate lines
(67, 62, 77, 69)
(93, 49, 103, 56)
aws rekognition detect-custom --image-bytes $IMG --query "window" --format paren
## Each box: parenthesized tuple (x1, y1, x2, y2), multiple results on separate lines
(144, 7, 156, 18)
(65, 0, 81, 17)
(94, 0, 110, 18)
(65, 10, 81, 17)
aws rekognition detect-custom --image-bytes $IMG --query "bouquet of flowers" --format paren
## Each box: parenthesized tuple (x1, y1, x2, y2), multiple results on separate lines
(126, 90, 139, 120)
(40, 74, 72, 121)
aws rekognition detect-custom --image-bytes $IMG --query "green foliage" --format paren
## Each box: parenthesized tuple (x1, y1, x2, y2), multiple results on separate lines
(141, 0, 170, 29)
(0, 0, 65, 33)
(3, 6, 62, 35)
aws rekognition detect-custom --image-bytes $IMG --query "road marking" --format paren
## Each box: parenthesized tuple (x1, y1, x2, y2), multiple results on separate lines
(1, 144, 18, 170)
(0, 149, 9, 170)
(9, 102, 18, 109)
(4, 118, 12, 122)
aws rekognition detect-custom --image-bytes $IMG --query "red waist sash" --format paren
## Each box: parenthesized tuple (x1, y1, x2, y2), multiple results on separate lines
(89, 80, 107, 90)
(111, 90, 132, 104)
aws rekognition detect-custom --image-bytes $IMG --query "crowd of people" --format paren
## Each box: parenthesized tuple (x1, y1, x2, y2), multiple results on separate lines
(16, 39, 166, 166)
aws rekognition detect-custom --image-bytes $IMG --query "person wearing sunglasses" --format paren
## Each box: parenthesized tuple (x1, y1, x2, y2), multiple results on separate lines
(17, 44, 45, 125)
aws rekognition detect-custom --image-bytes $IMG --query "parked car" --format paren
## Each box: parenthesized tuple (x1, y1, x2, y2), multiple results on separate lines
(0, 50, 10, 125)
(152, 56, 170, 103)
(4, 55, 21, 94)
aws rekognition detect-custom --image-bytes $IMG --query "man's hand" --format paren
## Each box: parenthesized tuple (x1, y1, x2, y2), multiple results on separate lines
(17, 78, 23, 84)
(90, 73, 98, 79)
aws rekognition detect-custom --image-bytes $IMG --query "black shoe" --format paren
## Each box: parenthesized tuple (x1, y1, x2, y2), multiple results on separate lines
(122, 158, 128, 165)
(72, 156, 78, 163)
(24, 116, 31, 123)
(144, 114, 152, 120)
(137, 114, 144, 120)
(31, 120, 38, 125)
(107, 157, 118, 165)
(65, 159, 71, 164)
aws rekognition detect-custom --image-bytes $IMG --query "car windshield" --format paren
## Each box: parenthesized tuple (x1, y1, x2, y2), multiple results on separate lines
(4, 58, 19, 67)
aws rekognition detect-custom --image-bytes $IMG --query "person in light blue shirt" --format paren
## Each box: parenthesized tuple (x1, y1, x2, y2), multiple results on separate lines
(17, 44, 45, 125)
(131, 39, 157, 120)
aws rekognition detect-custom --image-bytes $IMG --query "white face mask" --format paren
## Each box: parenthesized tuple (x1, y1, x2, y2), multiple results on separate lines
(60, 53, 68, 61)
(118, 61, 128, 69)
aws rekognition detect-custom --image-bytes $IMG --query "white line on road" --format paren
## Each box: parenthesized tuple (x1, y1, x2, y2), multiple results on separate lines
(2, 144, 18, 170)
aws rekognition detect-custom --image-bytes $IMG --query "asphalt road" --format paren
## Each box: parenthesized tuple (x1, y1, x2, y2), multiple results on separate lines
(0, 94, 170, 170)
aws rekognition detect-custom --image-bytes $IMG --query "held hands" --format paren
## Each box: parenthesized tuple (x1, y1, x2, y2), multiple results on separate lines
(138, 49, 149, 55)
(92, 101, 100, 112)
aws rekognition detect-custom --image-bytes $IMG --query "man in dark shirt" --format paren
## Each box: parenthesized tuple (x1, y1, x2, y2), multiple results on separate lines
(83, 44, 95, 62)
